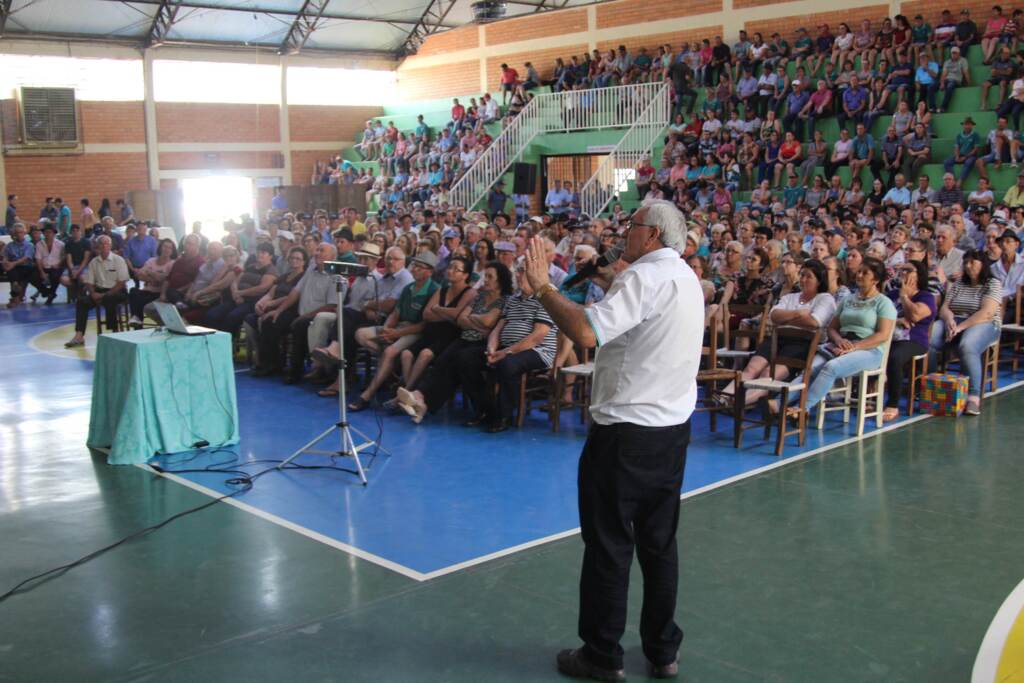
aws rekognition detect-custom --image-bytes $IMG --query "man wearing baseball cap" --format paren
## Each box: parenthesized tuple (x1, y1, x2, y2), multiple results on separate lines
(348, 250, 440, 411)
(994, 228, 1024, 322)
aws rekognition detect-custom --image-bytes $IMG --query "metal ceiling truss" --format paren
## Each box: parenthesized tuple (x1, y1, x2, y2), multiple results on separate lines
(400, 0, 459, 56)
(107, 0, 457, 28)
(279, 0, 330, 54)
(145, 0, 185, 47)
(530, 0, 572, 12)
(0, 0, 13, 37)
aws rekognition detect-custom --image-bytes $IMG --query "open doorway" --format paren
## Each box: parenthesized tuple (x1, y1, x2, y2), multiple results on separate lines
(181, 176, 254, 242)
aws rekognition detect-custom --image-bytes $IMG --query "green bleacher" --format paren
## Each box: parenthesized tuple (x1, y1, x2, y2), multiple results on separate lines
(341, 43, 1008, 216)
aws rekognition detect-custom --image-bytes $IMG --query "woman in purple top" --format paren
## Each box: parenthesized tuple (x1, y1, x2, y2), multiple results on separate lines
(883, 259, 937, 420)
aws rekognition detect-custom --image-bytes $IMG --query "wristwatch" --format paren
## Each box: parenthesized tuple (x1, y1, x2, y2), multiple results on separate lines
(536, 283, 559, 301)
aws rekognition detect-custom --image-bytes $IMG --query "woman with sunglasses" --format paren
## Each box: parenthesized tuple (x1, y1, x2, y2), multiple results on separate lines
(882, 259, 937, 421)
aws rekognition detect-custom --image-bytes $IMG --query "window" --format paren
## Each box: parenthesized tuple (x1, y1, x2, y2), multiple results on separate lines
(154, 60, 279, 104)
(287, 66, 396, 106)
(0, 55, 143, 101)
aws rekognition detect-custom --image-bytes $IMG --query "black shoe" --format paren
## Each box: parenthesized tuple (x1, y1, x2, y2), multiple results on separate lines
(283, 374, 301, 385)
(486, 418, 510, 434)
(251, 366, 278, 377)
(555, 649, 624, 682)
(44, 295, 55, 306)
(648, 657, 679, 679)
(463, 414, 488, 428)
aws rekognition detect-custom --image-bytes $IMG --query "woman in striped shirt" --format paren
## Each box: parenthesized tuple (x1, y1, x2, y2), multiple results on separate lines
(927, 250, 1003, 415)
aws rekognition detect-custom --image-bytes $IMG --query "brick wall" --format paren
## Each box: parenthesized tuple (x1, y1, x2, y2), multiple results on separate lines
(486, 44, 588, 89)
(288, 104, 383, 143)
(396, 60, 481, 101)
(900, 0, 993, 28)
(596, 0, 722, 30)
(156, 103, 280, 144)
(290, 150, 338, 185)
(596, 26, 723, 55)
(485, 8, 588, 45)
(159, 151, 282, 170)
(416, 25, 480, 56)
(5, 152, 150, 224)
(745, 4, 890, 41)
(80, 101, 146, 144)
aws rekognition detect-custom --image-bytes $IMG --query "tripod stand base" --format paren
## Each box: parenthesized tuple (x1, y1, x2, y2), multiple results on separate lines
(278, 421, 389, 486)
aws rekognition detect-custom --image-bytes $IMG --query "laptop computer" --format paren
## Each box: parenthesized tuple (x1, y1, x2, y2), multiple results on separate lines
(153, 302, 216, 336)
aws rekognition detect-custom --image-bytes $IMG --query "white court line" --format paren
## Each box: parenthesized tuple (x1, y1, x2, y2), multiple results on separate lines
(972, 575, 1024, 683)
(141, 376, 1024, 583)
(134, 465, 429, 582)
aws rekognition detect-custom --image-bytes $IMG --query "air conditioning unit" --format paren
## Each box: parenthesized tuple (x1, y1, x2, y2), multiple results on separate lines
(471, 1, 506, 22)
(18, 87, 79, 147)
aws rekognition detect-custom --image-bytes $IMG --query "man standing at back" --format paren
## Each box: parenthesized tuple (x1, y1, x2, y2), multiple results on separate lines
(525, 199, 703, 681)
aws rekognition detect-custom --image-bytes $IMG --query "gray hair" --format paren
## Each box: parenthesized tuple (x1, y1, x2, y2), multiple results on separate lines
(574, 244, 597, 259)
(640, 199, 687, 254)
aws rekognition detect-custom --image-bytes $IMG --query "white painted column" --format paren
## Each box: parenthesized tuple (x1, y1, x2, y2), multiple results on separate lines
(279, 57, 293, 185)
(142, 50, 160, 193)
(587, 6, 597, 51)
(0, 107, 7, 209)
(479, 25, 488, 93)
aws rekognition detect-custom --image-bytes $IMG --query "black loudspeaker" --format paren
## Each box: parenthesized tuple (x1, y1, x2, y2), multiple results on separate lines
(513, 162, 537, 194)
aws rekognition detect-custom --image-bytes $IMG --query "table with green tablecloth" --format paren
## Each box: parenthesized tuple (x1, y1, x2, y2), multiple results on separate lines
(87, 329, 240, 465)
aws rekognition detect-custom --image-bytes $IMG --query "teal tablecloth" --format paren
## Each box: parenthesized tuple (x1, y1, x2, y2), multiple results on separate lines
(87, 329, 240, 465)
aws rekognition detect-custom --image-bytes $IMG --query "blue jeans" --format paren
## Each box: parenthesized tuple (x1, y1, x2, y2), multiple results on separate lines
(940, 78, 960, 110)
(802, 347, 885, 408)
(944, 154, 977, 182)
(928, 319, 1001, 396)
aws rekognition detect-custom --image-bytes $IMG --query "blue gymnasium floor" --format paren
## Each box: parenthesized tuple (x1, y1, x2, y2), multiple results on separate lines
(6, 302, 1024, 581)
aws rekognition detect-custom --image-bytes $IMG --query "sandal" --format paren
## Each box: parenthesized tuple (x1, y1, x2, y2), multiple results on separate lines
(64, 339, 85, 348)
(318, 387, 339, 398)
(347, 397, 370, 411)
(882, 408, 900, 423)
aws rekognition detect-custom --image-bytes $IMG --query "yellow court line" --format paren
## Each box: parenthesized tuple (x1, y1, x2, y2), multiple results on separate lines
(973, 577, 1024, 683)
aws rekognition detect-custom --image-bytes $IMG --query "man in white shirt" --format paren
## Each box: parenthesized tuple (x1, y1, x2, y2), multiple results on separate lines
(993, 229, 1024, 322)
(545, 180, 571, 218)
(65, 234, 129, 347)
(524, 199, 703, 681)
(34, 223, 65, 304)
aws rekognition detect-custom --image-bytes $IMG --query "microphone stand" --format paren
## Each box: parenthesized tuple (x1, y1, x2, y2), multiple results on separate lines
(278, 275, 388, 485)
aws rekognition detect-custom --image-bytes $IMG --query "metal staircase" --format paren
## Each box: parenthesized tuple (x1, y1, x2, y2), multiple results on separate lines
(449, 82, 669, 211)
(578, 81, 671, 218)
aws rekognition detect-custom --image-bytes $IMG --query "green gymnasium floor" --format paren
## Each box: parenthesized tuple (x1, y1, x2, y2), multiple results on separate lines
(3, 385, 1023, 682)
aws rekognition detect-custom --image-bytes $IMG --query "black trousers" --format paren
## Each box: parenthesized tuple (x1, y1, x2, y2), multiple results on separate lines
(128, 288, 159, 318)
(249, 307, 299, 372)
(75, 287, 126, 333)
(578, 420, 691, 671)
(288, 314, 315, 379)
(419, 338, 486, 412)
(36, 267, 64, 299)
(885, 339, 927, 408)
(6, 264, 40, 297)
(461, 348, 546, 423)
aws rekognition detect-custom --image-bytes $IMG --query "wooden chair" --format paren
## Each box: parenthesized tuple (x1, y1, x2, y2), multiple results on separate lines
(733, 326, 821, 456)
(939, 337, 1000, 399)
(697, 307, 740, 433)
(95, 297, 129, 334)
(816, 327, 895, 436)
(717, 301, 771, 369)
(550, 346, 594, 432)
(515, 367, 554, 428)
(905, 320, 935, 416)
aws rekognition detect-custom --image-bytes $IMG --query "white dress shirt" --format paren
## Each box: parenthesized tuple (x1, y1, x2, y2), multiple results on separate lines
(584, 248, 703, 427)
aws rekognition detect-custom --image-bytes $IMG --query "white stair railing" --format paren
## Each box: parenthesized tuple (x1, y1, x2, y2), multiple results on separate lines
(450, 82, 668, 211)
(578, 82, 670, 219)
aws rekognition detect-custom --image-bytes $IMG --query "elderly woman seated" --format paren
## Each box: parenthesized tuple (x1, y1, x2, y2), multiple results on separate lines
(397, 262, 512, 423)
(927, 250, 1002, 416)
(457, 263, 558, 433)
(718, 259, 835, 407)
(395, 256, 476, 395)
(882, 259, 938, 421)
(784, 256, 897, 418)
(247, 246, 311, 377)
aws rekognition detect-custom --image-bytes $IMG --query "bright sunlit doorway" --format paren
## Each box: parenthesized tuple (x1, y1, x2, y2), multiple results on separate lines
(181, 175, 255, 242)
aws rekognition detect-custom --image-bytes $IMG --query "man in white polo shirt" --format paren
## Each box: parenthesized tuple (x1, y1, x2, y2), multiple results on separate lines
(525, 199, 703, 681)
(65, 234, 129, 348)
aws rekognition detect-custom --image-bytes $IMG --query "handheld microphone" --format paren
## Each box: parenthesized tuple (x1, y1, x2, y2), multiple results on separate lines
(561, 244, 623, 289)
